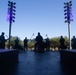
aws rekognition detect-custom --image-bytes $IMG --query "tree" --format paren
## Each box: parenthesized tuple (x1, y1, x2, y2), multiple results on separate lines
(50, 36, 69, 49)
(50, 37, 60, 49)
(5, 36, 23, 49)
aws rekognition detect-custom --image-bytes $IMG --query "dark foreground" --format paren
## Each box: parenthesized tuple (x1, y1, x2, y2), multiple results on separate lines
(0, 50, 76, 75)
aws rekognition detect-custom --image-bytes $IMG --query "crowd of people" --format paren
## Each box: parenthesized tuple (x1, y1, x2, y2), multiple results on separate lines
(34, 32, 50, 52)
(14, 32, 50, 51)
(0, 32, 76, 51)
(59, 35, 76, 49)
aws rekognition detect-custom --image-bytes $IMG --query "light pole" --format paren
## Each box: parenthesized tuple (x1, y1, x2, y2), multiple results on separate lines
(64, 1, 73, 49)
(7, 1, 16, 49)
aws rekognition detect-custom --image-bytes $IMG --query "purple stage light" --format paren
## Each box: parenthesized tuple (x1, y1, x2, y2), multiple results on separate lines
(70, 7, 73, 19)
(6, 14, 10, 21)
(6, 8, 10, 21)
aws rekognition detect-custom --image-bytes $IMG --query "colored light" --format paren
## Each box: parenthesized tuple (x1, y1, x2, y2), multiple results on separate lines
(6, 8, 10, 21)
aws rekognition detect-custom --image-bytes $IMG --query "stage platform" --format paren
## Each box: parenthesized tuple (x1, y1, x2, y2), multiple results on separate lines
(0, 50, 76, 75)
(60, 49, 76, 65)
(0, 49, 19, 64)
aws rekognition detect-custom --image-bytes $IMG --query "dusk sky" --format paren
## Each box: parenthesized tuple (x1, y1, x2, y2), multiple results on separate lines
(0, 0, 76, 40)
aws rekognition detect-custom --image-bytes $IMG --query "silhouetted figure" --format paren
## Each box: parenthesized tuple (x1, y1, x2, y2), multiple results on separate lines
(71, 36, 76, 49)
(24, 37, 28, 50)
(35, 32, 43, 50)
(14, 37, 19, 49)
(45, 37, 50, 50)
(59, 36, 65, 49)
(0, 32, 7, 49)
